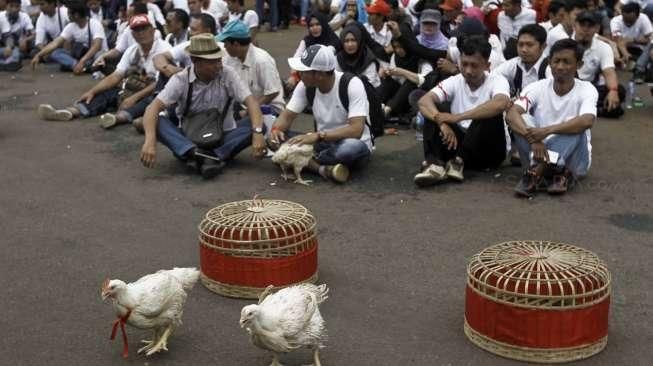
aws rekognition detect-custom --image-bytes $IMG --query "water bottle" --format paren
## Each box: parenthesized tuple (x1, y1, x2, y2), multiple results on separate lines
(626, 80, 635, 109)
(414, 113, 424, 142)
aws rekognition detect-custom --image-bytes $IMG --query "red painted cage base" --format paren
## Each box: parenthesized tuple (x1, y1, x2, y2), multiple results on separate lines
(465, 285, 609, 350)
(200, 243, 318, 288)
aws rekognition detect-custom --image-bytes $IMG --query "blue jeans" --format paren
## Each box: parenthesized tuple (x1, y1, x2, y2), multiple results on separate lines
(49, 48, 77, 70)
(157, 116, 256, 161)
(75, 88, 153, 119)
(635, 43, 652, 74)
(299, 0, 309, 19)
(314, 138, 371, 168)
(513, 133, 590, 177)
(256, 0, 279, 27)
(75, 88, 120, 117)
(0, 47, 20, 65)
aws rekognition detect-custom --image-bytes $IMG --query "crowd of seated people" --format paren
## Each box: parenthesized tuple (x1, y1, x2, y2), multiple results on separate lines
(2, 0, 651, 197)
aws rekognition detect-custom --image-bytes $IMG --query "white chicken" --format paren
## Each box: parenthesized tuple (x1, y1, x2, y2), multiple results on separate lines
(240, 283, 329, 366)
(271, 143, 315, 186)
(100, 267, 200, 357)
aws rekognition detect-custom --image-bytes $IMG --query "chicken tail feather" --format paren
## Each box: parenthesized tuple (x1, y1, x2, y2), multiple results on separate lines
(165, 267, 200, 291)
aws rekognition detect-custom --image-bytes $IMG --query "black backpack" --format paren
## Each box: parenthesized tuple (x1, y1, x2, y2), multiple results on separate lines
(512, 58, 549, 97)
(306, 73, 385, 142)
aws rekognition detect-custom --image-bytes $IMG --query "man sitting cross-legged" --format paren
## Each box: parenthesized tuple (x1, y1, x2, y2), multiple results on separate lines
(268, 44, 373, 184)
(36, 15, 168, 127)
(140, 34, 267, 179)
(506, 39, 598, 197)
(414, 35, 511, 188)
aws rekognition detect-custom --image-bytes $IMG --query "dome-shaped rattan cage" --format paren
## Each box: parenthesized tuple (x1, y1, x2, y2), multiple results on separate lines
(464, 240, 611, 363)
(199, 198, 318, 299)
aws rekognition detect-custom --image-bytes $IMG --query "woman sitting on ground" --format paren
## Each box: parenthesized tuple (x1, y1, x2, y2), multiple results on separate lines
(286, 11, 342, 93)
(378, 39, 433, 118)
(336, 23, 380, 88)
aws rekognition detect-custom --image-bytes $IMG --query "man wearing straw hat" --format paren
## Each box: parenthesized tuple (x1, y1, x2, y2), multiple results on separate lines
(140, 33, 266, 179)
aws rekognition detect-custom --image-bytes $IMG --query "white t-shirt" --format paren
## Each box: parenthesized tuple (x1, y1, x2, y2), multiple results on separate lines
(165, 30, 189, 47)
(292, 40, 337, 59)
(59, 19, 108, 51)
(619, 0, 653, 8)
(515, 78, 598, 161)
(167, 39, 192, 67)
(207, 0, 228, 20)
(539, 20, 553, 32)
(0, 10, 33, 36)
(574, 35, 615, 84)
(545, 23, 571, 55)
(228, 10, 258, 29)
(610, 14, 653, 41)
(89, 8, 104, 23)
(115, 28, 162, 53)
(223, 45, 285, 112)
(364, 22, 392, 47)
(497, 8, 537, 47)
(35, 6, 69, 45)
(171, 0, 189, 12)
(147, 3, 166, 26)
(336, 62, 381, 88)
(115, 38, 172, 79)
(389, 56, 433, 86)
(287, 71, 373, 151)
(431, 73, 510, 129)
(491, 54, 552, 96)
(448, 34, 505, 71)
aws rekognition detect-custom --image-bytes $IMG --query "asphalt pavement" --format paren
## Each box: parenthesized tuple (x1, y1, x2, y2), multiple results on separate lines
(1, 25, 652, 366)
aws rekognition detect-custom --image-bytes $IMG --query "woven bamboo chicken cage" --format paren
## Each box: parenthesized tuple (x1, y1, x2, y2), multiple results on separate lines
(199, 198, 318, 299)
(464, 240, 611, 363)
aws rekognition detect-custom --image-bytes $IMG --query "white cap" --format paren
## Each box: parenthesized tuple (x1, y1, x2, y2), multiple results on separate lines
(288, 44, 336, 72)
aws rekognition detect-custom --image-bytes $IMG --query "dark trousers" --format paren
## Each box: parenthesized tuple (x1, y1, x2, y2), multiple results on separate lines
(74, 87, 151, 119)
(377, 78, 417, 115)
(595, 84, 626, 119)
(279, 0, 292, 25)
(422, 112, 506, 170)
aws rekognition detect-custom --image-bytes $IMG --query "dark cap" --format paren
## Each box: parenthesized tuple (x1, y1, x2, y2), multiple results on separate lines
(575, 10, 600, 25)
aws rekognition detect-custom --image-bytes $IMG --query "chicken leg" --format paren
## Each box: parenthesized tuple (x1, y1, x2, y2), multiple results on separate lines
(301, 348, 322, 366)
(145, 325, 173, 356)
(137, 328, 161, 354)
(293, 165, 312, 186)
(269, 352, 285, 366)
(280, 165, 291, 181)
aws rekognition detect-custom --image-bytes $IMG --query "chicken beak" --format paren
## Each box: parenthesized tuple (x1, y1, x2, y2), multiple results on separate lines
(239, 318, 246, 328)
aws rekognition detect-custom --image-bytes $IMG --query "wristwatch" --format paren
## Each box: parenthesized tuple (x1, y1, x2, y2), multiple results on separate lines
(252, 127, 264, 134)
(318, 131, 327, 141)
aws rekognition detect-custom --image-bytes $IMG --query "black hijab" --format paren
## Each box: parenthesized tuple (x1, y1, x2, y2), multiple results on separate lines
(303, 12, 342, 52)
(393, 41, 420, 73)
(336, 23, 377, 75)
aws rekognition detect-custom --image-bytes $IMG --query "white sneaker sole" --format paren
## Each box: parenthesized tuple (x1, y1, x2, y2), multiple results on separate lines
(37, 104, 73, 121)
(330, 164, 349, 183)
(99, 113, 117, 129)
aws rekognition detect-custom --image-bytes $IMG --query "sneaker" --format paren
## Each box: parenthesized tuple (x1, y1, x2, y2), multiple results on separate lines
(99, 113, 117, 129)
(445, 157, 464, 182)
(324, 164, 350, 183)
(413, 163, 446, 187)
(132, 117, 144, 133)
(37, 104, 73, 121)
(514, 171, 538, 198)
(200, 158, 226, 179)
